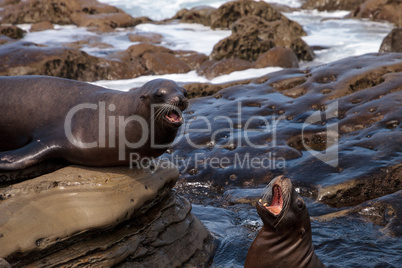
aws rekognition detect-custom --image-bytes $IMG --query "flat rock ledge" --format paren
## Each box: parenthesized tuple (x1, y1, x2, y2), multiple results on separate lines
(0, 161, 216, 267)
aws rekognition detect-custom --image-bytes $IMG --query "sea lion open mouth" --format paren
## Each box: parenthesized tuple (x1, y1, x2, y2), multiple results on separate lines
(164, 109, 183, 125)
(259, 184, 283, 216)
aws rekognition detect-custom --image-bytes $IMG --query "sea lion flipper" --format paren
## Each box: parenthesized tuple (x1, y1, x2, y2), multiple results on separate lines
(0, 141, 58, 171)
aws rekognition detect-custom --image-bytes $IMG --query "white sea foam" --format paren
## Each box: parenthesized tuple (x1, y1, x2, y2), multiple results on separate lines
(285, 10, 393, 67)
(92, 67, 282, 91)
(134, 23, 231, 55)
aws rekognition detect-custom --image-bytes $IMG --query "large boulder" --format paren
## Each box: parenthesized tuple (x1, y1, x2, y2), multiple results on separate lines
(351, 0, 402, 27)
(0, 162, 216, 266)
(167, 53, 402, 208)
(379, 28, 402, 52)
(211, 13, 313, 61)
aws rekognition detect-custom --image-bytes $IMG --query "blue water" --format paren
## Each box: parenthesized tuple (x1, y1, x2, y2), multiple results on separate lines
(193, 199, 402, 267)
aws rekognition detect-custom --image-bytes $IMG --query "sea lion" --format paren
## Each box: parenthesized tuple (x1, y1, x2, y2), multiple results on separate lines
(245, 175, 325, 268)
(0, 76, 188, 171)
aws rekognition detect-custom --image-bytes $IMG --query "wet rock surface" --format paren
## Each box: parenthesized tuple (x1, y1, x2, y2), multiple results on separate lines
(167, 53, 402, 208)
(0, 162, 216, 267)
(380, 28, 402, 52)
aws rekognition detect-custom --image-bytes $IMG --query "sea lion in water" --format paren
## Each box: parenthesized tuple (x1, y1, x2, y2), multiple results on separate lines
(0, 76, 188, 171)
(245, 175, 325, 268)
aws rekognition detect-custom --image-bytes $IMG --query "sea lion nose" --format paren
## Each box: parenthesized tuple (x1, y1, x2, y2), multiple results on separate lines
(178, 96, 188, 111)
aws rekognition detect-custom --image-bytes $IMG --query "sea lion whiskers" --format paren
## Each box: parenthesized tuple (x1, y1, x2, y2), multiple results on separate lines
(261, 179, 276, 203)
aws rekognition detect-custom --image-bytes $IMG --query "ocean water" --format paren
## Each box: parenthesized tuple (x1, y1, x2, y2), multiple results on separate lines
(16, 0, 401, 267)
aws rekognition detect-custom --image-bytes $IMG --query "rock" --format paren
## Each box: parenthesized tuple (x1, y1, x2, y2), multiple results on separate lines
(172, 6, 216, 26)
(142, 52, 191, 75)
(0, 25, 25, 39)
(183, 80, 253, 99)
(197, 58, 253, 80)
(379, 28, 402, 52)
(131, 16, 153, 25)
(211, 15, 313, 61)
(29, 21, 54, 32)
(302, 0, 366, 11)
(223, 188, 265, 205)
(0, 161, 216, 266)
(0, 41, 129, 81)
(316, 191, 402, 237)
(351, 0, 402, 27)
(174, 50, 208, 70)
(0, 0, 139, 31)
(254, 47, 299, 68)
(115, 43, 192, 77)
(209, 0, 293, 30)
(128, 32, 163, 44)
(70, 12, 138, 32)
(169, 53, 402, 208)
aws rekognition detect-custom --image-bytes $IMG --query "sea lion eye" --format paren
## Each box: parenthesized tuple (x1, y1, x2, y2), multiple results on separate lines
(153, 92, 163, 100)
(297, 199, 304, 210)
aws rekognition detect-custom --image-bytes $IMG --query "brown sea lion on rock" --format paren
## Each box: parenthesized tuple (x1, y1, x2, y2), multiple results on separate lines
(245, 175, 325, 268)
(0, 76, 188, 171)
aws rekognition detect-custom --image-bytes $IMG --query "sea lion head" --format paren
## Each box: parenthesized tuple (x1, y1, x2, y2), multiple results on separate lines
(137, 79, 188, 128)
(256, 175, 311, 235)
